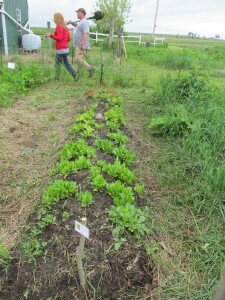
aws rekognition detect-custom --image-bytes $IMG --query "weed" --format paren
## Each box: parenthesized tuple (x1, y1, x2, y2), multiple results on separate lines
(134, 184, 144, 195)
(62, 211, 72, 221)
(0, 245, 11, 268)
(109, 203, 148, 237)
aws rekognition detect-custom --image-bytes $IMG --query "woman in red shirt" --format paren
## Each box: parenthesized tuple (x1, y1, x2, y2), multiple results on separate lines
(46, 13, 77, 80)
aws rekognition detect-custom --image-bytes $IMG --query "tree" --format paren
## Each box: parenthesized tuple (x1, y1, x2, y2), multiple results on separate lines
(95, 0, 131, 46)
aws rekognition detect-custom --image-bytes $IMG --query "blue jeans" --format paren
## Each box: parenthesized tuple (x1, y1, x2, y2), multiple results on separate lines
(55, 53, 76, 79)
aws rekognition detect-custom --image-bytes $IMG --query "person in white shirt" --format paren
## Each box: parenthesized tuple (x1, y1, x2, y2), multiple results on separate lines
(68, 8, 94, 78)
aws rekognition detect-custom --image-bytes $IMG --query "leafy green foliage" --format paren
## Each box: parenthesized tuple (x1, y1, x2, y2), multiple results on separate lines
(38, 214, 56, 229)
(42, 180, 77, 208)
(75, 107, 96, 123)
(78, 191, 93, 207)
(62, 211, 72, 222)
(102, 160, 136, 184)
(113, 146, 135, 164)
(107, 132, 128, 145)
(22, 227, 48, 261)
(134, 184, 144, 195)
(152, 71, 208, 104)
(109, 203, 148, 236)
(107, 181, 135, 205)
(149, 105, 192, 136)
(92, 175, 107, 191)
(0, 62, 53, 107)
(0, 245, 11, 268)
(57, 156, 91, 176)
(60, 140, 95, 161)
(95, 139, 114, 153)
(105, 106, 124, 125)
(89, 166, 101, 177)
(106, 120, 121, 131)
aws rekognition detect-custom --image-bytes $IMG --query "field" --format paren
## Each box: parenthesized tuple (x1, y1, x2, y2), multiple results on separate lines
(0, 33, 225, 299)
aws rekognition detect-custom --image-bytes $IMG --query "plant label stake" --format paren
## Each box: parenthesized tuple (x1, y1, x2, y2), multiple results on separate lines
(8, 62, 15, 69)
(75, 218, 89, 289)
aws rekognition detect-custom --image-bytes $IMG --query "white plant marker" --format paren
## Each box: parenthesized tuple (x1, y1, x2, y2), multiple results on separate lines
(75, 217, 88, 289)
(8, 62, 15, 69)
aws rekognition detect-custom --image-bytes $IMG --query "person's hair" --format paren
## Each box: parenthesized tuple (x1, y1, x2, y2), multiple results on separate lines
(53, 13, 67, 27)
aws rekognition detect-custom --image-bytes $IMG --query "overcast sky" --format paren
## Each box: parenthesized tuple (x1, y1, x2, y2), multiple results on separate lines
(28, 0, 225, 38)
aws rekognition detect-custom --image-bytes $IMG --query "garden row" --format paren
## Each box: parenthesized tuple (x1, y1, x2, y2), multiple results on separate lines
(0, 91, 153, 299)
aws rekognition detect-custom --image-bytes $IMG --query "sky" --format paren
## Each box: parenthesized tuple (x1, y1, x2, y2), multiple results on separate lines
(28, 0, 225, 39)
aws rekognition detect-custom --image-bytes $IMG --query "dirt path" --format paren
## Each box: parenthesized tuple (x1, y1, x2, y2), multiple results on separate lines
(0, 83, 82, 249)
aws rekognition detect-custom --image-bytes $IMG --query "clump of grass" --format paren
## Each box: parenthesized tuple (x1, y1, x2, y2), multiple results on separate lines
(145, 68, 225, 299)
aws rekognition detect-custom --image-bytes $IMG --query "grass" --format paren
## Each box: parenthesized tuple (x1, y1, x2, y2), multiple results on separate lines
(1, 40, 225, 298)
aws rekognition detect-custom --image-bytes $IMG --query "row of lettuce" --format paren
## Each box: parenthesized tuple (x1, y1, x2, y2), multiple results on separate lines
(0, 92, 148, 268)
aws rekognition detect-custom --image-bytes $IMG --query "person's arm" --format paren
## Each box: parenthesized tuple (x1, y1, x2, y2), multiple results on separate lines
(80, 33, 89, 50)
(49, 26, 64, 42)
(66, 21, 77, 27)
(80, 21, 90, 50)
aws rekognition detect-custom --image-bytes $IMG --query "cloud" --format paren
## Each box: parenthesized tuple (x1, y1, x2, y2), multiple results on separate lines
(28, 0, 225, 38)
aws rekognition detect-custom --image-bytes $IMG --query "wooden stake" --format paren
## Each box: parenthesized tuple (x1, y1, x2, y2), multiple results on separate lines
(76, 217, 87, 289)
(47, 21, 51, 56)
(116, 26, 123, 64)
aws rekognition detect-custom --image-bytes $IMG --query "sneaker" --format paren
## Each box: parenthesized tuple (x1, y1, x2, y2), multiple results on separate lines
(88, 68, 95, 78)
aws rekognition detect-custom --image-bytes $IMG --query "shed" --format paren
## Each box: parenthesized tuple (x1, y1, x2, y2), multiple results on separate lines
(0, 0, 31, 55)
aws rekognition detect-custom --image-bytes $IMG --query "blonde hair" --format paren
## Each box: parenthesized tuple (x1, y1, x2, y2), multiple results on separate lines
(53, 13, 67, 27)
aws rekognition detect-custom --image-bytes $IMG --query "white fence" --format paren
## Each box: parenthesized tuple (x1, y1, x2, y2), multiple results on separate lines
(90, 32, 165, 46)
(90, 32, 145, 45)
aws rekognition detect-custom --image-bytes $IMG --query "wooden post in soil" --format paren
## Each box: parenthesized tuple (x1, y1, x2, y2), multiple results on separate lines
(76, 217, 87, 289)
(116, 26, 123, 64)
(47, 21, 51, 56)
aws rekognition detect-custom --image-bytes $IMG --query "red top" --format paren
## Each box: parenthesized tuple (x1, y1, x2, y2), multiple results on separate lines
(50, 25, 70, 50)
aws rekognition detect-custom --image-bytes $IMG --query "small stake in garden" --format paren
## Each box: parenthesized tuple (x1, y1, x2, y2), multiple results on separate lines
(75, 217, 89, 290)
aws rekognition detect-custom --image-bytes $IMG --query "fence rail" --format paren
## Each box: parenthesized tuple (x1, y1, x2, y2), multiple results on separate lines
(89, 32, 165, 46)
(90, 32, 144, 45)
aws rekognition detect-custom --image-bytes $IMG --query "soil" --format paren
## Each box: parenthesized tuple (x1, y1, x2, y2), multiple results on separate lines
(0, 93, 157, 299)
(0, 85, 82, 249)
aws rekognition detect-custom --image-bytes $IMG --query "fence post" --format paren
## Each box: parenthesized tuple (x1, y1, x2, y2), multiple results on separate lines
(116, 26, 123, 64)
(95, 31, 98, 44)
(47, 21, 51, 55)
(139, 34, 142, 46)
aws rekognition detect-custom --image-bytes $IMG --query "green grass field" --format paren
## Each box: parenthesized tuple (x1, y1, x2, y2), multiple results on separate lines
(0, 31, 225, 299)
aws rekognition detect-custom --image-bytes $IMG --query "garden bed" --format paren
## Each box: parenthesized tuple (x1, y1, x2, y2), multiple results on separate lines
(0, 91, 156, 299)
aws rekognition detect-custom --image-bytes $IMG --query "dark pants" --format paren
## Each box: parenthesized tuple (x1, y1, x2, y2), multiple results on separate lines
(55, 53, 76, 80)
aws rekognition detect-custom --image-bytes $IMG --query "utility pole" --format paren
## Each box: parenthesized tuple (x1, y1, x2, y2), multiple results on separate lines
(152, 0, 160, 41)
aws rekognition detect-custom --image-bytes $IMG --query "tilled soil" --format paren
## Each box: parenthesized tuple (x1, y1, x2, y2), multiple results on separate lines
(0, 92, 157, 299)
